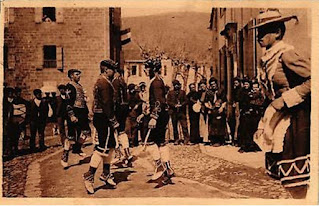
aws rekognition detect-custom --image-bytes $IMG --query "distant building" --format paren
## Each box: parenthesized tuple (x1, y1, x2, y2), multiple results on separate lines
(209, 8, 311, 115)
(124, 59, 174, 87)
(3, 7, 123, 109)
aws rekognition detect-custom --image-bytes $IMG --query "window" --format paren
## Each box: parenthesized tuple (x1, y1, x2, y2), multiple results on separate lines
(131, 65, 137, 76)
(43, 45, 57, 68)
(164, 65, 167, 76)
(220, 8, 226, 18)
(42, 7, 56, 22)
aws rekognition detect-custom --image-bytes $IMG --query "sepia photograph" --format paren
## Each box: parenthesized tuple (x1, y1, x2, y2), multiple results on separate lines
(0, 0, 318, 204)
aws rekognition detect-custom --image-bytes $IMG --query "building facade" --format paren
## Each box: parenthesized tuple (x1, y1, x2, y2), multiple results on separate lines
(209, 8, 311, 115)
(3, 7, 123, 109)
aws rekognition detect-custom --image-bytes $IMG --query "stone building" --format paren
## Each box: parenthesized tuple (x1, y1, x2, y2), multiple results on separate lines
(3, 7, 123, 109)
(209, 8, 311, 116)
(124, 59, 174, 88)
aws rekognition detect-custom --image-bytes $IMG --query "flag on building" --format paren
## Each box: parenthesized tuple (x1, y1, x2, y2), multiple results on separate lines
(121, 28, 131, 45)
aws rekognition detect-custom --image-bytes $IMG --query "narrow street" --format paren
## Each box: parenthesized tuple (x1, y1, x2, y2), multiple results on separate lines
(22, 143, 291, 198)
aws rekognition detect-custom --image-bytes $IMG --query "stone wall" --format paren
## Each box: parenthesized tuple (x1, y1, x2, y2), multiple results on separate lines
(4, 7, 110, 110)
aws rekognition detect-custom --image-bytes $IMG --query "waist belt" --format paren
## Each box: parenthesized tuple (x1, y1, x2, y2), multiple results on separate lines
(95, 145, 112, 154)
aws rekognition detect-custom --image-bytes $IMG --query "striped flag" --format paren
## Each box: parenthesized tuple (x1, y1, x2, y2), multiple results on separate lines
(121, 28, 131, 45)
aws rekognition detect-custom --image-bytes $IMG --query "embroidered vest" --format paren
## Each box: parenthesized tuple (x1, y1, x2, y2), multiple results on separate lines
(69, 81, 86, 108)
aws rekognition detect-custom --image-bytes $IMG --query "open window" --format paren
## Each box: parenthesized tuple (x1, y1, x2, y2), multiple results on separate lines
(220, 8, 226, 18)
(42, 7, 56, 22)
(43, 45, 57, 68)
(131, 65, 137, 76)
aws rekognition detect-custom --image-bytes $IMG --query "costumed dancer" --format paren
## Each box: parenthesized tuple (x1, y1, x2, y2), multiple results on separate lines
(252, 9, 310, 198)
(83, 59, 120, 194)
(144, 59, 175, 186)
(60, 69, 91, 168)
(137, 81, 151, 143)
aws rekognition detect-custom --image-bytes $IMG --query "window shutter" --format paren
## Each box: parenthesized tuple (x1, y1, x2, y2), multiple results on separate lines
(139, 64, 142, 77)
(8, 8, 15, 23)
(56, 8, 64, 23)
(35, 8, 42, 23)
(56, 46, 63, 72)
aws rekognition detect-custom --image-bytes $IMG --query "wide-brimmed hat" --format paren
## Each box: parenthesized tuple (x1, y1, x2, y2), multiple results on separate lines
(250, 9, 298, 29)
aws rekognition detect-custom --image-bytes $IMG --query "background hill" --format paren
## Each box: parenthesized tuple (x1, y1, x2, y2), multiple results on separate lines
(122, 12, 213, 65)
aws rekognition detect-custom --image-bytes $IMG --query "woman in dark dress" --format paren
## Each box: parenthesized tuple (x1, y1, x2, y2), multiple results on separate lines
(186, 83, 200, 144)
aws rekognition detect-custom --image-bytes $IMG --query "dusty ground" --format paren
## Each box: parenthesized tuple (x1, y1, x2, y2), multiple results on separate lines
(3, 137, 291, 199)
(2, 136, 61, 197)
(39, 144, 241, 198)
(170, 144, 291, 199)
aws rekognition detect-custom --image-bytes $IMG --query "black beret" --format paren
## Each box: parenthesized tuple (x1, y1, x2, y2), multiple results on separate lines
(33, 89, 42, 96)
(209, 77, 218, 84)
(15, 87, 22, 93)
(233, 77, 242, 82)
(139, 82, 146, 87)
(100, 59, 118, 71)
(5, 87, 15, 94)
(251, 78, 259, 84)
(58, 84, 66, 90)
(68, 69, 81, 78)
(128, 83, 136, 91)
(242, 76, 251, 83)
(172, 79, 181, 86)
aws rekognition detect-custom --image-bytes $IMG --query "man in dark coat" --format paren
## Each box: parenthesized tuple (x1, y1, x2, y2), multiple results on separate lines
(83, 59, 120, 194)
(14, 87, 30, 140)
(230, 77, 242, 146)
(29, 89, 49, 152)
(56, 84, 68, 147)
(125, 83, 143, 147)
(167, 79, 190, 145)
(112, 70, 133, 166)
(187, 83, 200, 144)
(8, 87, 29, 154)
(3, 87, 15, 158)
(238, 77, 252, 152)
